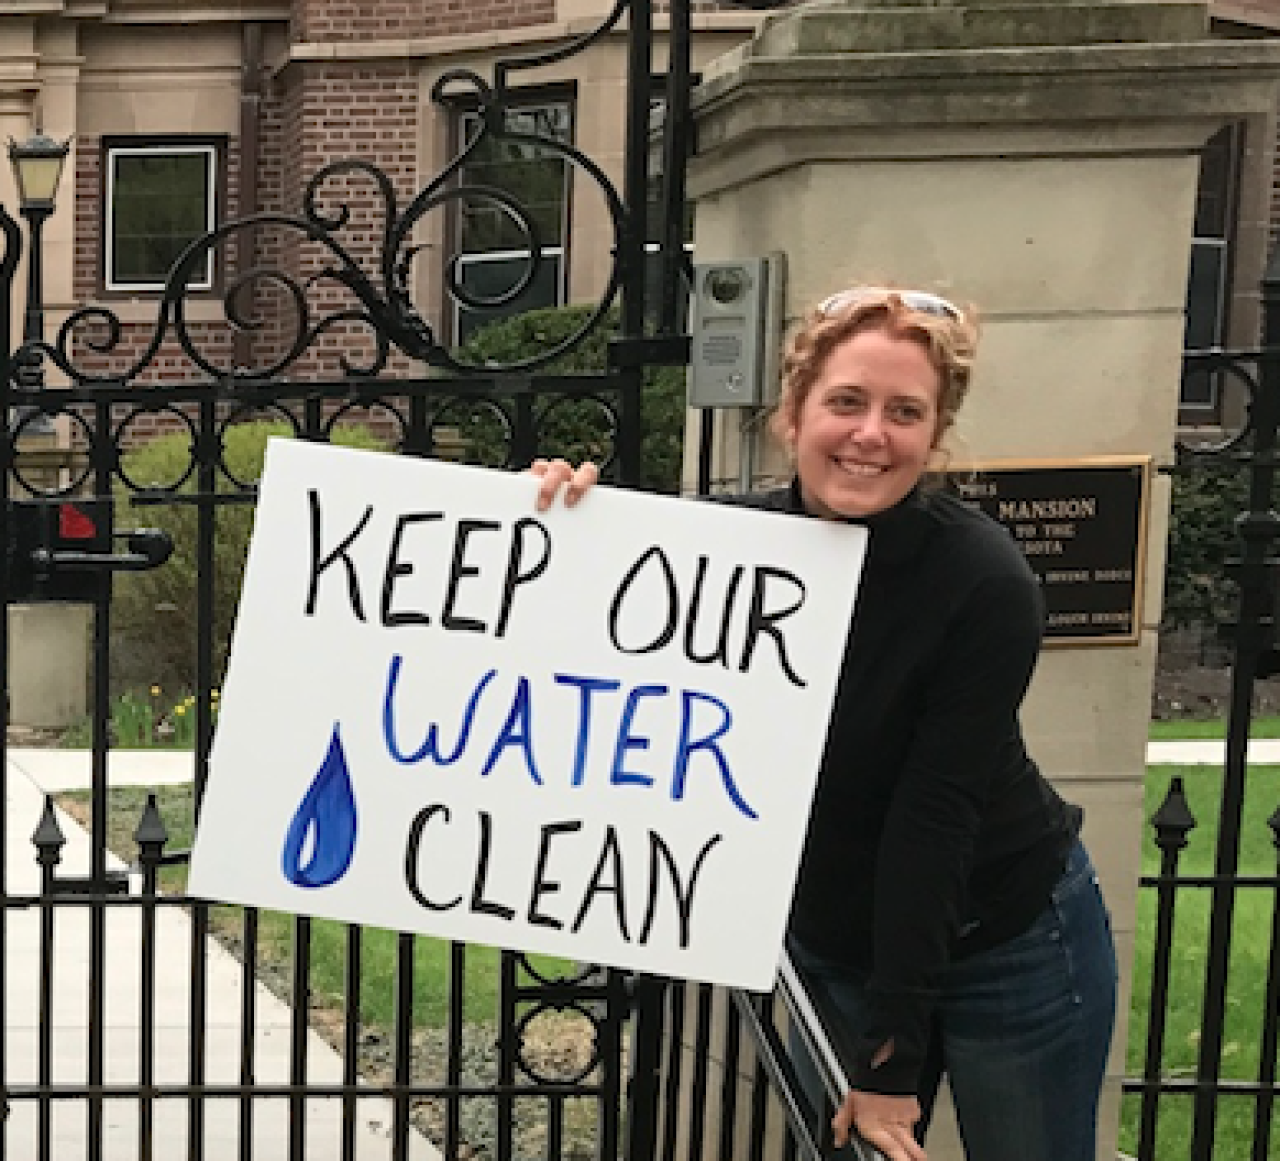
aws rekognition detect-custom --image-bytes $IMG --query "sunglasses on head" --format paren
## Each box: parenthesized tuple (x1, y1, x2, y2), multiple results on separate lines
(818, 286, 961, 321)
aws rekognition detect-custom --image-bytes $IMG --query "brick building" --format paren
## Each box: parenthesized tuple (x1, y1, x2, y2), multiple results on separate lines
(0, 0, 757, 410)
(0, 0, 1277, 422)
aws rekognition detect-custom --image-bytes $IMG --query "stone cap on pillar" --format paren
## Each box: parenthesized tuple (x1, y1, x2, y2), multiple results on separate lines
(690, 0, 1280, 195)
(751, 0, 1210, 56)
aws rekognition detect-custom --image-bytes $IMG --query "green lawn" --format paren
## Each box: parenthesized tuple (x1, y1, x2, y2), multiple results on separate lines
(56, 784, 573, 1029)
(1149, 713, 1280, 740)
(1120, 763, 1280, 1157)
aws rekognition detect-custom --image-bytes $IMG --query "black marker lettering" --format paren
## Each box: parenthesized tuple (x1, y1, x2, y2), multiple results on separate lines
(571, 825, 631, 942)
(684, 557, 742, 667)
(381, 512, 443, 627)
(609, 546, 678, 655)
(305, 489, 373, 620)
(495, 517, 552, 637)
(639, 831, 721, 948)
(739, 566, 807, 688)
(470, 811, 516, 921)
(442, 518, 500, 632)
(403, 804, 464, 911)
(527, 819, 582, 929)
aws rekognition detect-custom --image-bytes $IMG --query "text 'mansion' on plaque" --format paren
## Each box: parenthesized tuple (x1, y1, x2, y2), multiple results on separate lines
(947, 457, 1151, 647)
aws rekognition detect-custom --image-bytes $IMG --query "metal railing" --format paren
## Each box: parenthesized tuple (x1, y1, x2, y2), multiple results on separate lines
(645, 950, 886, 1161)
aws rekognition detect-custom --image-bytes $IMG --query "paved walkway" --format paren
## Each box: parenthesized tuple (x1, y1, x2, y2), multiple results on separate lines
(3, 747, 438, 1160)
(1146, 737, 1280, 765)
(7, 737, 1264, 794)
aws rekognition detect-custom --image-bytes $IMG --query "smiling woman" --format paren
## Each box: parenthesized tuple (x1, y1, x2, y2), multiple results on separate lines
(780, 329, 942, 519)
(530, 283, 1117, 1161)
(768, 286, 977, 522)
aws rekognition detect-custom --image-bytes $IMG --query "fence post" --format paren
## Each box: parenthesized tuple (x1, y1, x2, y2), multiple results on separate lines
(624, 975, 668, 1161)
(1190, 247, 1280, 1157)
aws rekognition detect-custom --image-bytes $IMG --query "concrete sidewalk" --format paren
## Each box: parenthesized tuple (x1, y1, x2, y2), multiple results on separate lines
(3, 747, 439, 1159)
(1145, 737, 1280, 765)
(7, 737, 1271, 796)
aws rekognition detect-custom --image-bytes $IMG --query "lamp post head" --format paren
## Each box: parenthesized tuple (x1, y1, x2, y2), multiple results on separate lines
(8, 131, 70, 214)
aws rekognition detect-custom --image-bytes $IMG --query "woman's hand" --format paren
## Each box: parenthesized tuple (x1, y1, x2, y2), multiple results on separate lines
(530, 458, 600, 512)
(833, 1090, 926, 1161)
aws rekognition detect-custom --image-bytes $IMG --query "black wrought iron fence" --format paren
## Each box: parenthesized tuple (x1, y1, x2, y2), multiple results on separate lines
(0, 0, 701, 1155)
(1124, 251, 1280, 1161)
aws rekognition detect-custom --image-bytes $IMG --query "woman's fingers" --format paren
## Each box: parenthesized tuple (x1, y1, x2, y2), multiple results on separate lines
(859, 1123, 927, 1161)
(564, 460, 600, 506)
(531, 459, 599, 511)
(833, 1091, 926, 1161)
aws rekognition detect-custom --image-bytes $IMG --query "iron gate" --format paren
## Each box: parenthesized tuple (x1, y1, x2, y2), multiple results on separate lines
(0, 2, 696, 1157)
(1124, 251, 1280, 1160)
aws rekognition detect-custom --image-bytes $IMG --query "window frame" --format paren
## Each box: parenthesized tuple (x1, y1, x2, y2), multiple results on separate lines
(101, 135, 225, 296)
(1179, 122, 1244, 424)
(443, 86, 576, 344)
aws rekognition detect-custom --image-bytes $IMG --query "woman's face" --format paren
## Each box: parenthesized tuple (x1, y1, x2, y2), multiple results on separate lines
(785, 327, 944, 520)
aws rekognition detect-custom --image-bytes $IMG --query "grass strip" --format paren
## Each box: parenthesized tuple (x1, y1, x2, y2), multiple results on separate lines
(54, 784, 571, 1028)
(1149, 714, 1280, 740)
(1120, 763, 1280, 1156)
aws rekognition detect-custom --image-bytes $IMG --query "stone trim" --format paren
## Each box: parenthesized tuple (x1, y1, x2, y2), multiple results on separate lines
(97, 2, 289, 22)
(1212, 0, 1280, 33)
(278, 12, 761, 71)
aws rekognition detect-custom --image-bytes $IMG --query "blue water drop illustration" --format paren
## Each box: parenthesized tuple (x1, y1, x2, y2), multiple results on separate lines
(281, 724, 358, 889)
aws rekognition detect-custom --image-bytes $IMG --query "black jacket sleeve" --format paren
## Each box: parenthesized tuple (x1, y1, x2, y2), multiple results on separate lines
(850, 570, 1045, 1094)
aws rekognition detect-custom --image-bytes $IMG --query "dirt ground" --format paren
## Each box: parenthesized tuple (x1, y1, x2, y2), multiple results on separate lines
(1151, 627, 1280, 721)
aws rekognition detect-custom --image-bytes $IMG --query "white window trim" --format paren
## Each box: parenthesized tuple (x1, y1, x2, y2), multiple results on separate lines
(105, 143, 218, 293)
(1182, 236, 1230, 414)
(452, 245, 566, 338)
(452, 98, 574, 341)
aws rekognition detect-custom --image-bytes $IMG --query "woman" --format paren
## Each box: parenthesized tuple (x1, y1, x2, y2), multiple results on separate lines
(533, 285, 1117, 1161)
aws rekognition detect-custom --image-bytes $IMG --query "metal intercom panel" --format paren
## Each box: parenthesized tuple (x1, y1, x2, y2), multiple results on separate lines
(687, 255, 784, 408)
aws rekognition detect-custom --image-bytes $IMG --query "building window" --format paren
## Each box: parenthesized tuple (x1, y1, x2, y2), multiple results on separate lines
(104, 140, 220, 293)
(452, 100, 572, 343)
(1181, 123, 1242, 419)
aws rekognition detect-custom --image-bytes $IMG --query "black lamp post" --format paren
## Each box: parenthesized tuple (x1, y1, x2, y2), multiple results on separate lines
(8, 130, 69, 433)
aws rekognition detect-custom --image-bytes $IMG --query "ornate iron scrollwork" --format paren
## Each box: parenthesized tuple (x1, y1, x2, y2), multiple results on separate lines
(17, 0, 644, 391)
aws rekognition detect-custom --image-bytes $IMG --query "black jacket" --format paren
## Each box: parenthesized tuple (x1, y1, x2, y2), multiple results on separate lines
(722, 481, 1079, 1095)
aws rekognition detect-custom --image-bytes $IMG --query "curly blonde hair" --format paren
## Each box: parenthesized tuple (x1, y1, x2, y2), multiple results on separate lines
(770, 287, 980, 447)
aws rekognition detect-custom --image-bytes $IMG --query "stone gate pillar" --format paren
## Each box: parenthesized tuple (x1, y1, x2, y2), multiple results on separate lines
(683, 2, 1280, 1157)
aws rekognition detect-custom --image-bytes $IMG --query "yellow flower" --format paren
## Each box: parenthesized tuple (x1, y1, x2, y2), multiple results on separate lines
(174, 705, 186, 717)
(210, 689, 220, 700)
(185, 695, 195, 707)
(150, 685, 161, 698)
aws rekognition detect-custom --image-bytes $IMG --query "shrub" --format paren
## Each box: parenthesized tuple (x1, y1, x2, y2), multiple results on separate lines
(452, 303, 687, 494)
(1162, 458, 1259, 629)
(111, 421, 388, 693)
(110, 311, 689, 691)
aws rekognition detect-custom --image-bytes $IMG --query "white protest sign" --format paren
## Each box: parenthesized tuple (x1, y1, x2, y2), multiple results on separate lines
(188, 439, 866, 990)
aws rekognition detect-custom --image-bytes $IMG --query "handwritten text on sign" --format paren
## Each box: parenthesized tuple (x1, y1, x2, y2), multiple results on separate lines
(187, 442, 866, 990)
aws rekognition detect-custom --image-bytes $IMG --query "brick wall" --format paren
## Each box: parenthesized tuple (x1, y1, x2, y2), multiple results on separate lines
(254, 61, 423, 380)
(70, 136, 242, 399)
(291, 0, 556, 43)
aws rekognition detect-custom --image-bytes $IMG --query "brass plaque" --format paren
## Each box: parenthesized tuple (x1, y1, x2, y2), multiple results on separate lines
(947, 457, 1151, 647)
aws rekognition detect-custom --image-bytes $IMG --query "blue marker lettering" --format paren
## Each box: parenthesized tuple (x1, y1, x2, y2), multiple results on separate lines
(610, 684, 667, 789)
(383, 654, 496, 765)
(480, 675, 543, 784)
(554, 674, 622, 786)
(672, 690, 756, 820)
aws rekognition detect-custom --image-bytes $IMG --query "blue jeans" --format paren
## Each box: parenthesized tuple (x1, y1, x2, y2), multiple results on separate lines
(790, 840, 1117, 1161)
